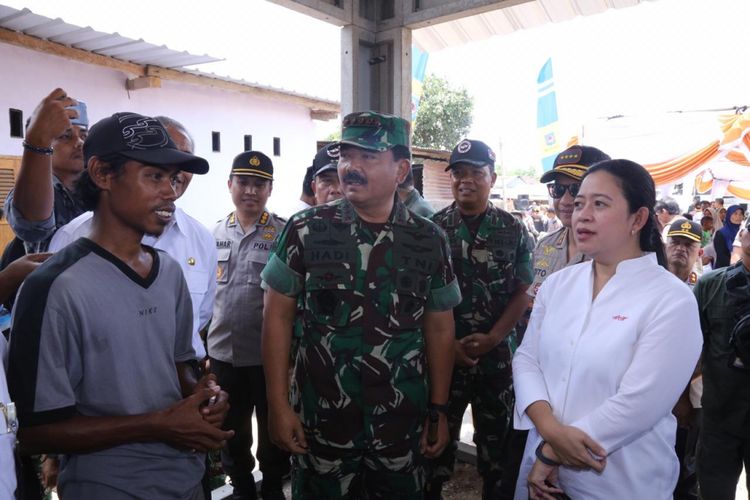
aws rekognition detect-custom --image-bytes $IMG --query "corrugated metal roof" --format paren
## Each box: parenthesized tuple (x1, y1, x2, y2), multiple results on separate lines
(413, 0, 647, 52)
(0, 5, 221, 68)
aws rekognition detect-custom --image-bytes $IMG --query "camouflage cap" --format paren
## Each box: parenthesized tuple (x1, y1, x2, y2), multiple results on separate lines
(340, 111, 410, 152)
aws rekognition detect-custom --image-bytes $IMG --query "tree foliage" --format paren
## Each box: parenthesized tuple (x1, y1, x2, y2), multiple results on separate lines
(413, 75, 474, 150)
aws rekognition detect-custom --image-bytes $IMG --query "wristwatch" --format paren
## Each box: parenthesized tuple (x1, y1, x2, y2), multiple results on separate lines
(427, 402, 449, 415)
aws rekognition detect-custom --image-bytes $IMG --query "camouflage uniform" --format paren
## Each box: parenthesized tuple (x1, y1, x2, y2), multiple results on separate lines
(261, 196, 461, 499)
(430, 201, 533, 497)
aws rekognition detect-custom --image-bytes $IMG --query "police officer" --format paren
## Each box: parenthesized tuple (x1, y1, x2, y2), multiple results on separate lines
(667, 219, 703, 289)
(208, 151, 289, 500)
(528, 145, 611, 299)
(261, 111, 462, 499)
(428, 139, 533, 499)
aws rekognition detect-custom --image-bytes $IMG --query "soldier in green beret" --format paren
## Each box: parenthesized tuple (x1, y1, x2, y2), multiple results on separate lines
(261, 111, 462, 499)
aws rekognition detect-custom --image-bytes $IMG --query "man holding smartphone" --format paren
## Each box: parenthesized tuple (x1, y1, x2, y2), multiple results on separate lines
(5, 89, 88, 248)
(1, 89, 89, 313)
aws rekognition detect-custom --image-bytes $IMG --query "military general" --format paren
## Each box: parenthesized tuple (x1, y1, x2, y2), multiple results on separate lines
(261, 111, 462, 499)
(428, 139, 533, 499)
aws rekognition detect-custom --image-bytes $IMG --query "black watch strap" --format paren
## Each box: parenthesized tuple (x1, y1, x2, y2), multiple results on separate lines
(427, 402, 449, 414)
(535, 440, 561, 466)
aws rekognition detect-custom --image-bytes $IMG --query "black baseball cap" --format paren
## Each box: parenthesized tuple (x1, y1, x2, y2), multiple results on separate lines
(312, 144, 339, 177)
(84, 112, 209, 174)
(540, 145, 610, 183)
(231, 151, 273, 180)
(667, 219, 702, 243)
(445, 139, 496, 171)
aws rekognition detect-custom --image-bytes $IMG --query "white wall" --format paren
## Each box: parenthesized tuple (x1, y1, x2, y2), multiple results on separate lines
(0, 42, 323, 227)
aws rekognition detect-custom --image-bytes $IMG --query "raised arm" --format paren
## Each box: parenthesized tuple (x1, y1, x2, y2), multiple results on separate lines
(13, 89, 78, 223)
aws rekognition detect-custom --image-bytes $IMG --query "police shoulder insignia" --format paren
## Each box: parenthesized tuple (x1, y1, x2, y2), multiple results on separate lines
(259, 211, 269, 225)
(688, 272, 697, 285)
(543, 245, 555, 256)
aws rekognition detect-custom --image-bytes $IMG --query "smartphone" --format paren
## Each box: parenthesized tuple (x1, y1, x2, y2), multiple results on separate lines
(67, 100, 88, 128)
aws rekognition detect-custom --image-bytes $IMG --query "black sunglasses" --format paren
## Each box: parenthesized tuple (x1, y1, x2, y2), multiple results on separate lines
(547, 182, 581, 199)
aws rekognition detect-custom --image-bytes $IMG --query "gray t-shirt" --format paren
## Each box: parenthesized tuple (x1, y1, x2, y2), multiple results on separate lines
(8, 238, 203, 498)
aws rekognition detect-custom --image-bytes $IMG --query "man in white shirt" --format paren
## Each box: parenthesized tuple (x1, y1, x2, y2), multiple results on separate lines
(48, 117, 217, 363)
(657, 198, 683, 243)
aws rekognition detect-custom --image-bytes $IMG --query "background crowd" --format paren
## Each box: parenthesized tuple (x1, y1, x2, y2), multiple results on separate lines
(0, 89, 747, 500)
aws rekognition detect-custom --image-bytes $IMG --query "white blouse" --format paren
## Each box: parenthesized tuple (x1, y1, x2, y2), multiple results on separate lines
(513, 253, 702, 500)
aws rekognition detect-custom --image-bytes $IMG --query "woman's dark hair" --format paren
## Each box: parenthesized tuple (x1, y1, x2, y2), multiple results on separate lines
(74, 154, 128, 211)
(583, 159, 667, 269)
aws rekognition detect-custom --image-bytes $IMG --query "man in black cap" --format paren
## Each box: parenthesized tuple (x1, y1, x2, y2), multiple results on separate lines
(428, 139, 533, 499)
(207, 151, 289, 500)
(667, 219, 703, 288)
(310, 144, 343, 206)
(528, 145, 611, 299)
(8, 112, 231, 499)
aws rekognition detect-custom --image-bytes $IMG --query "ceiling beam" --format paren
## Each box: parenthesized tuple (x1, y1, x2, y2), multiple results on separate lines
(406, 0, 533, 29)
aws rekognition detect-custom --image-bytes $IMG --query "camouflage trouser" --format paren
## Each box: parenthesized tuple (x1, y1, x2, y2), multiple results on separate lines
(428, 363, 525, 497)
(292, 440, 425, 499)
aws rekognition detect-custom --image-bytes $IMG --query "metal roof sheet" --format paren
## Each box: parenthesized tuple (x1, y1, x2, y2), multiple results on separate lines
(0, 5, 221, 68)
(413, 0, 648, 52)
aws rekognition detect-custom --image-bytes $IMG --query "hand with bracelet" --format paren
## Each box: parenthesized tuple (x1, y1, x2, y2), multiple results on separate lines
(527, 442, 563, 500)
(543, 424, 607, 471)
(24, 88, 79, 156)
(525, 401, 607, 471)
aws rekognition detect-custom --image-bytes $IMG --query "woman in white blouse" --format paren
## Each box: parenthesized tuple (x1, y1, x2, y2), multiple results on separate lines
(512, 159, 702, 500)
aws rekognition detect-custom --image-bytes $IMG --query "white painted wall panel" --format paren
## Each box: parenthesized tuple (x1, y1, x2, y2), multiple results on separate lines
(0, 42, 320, 226)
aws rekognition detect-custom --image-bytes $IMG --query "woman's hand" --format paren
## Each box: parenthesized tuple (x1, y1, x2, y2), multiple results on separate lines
(545, 426, 607, 472)
(528, 459, 563, 500)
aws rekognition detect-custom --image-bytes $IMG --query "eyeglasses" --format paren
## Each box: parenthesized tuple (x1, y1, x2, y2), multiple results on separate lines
(547, 182, 581, 199)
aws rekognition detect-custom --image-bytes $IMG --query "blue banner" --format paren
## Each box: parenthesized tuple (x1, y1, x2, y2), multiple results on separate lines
(411, 45, 429, 121)
(537, 58, 561, 172)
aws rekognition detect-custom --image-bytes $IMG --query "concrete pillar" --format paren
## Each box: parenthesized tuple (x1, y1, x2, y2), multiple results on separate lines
(340, 19, 412, 119)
